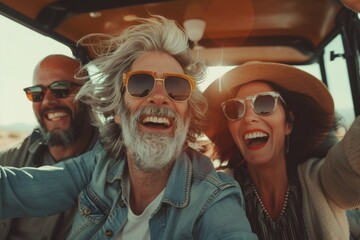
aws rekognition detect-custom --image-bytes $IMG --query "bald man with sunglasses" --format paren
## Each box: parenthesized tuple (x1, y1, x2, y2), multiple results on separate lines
(0, 54, 98, 240)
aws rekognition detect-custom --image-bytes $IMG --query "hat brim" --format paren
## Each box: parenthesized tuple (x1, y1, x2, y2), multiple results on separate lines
(203, 61, 334, 143)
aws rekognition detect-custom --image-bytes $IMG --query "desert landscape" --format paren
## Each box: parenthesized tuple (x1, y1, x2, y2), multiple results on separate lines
(0, 129, 29, 151)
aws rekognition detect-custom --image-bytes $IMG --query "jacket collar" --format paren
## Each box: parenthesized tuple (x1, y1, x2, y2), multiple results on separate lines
(105, 149, 192, 208)
(162, 150, 192, 208)
(28, 128, 46, 156)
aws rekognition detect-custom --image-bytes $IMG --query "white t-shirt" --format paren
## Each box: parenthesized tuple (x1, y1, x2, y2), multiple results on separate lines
(115, 176, 165, 240)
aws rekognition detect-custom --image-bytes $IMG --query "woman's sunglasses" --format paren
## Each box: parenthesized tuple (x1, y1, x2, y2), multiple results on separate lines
(221, 91, 286, 121)
(23, 81, 82, 102)
(122, 70, 195, 102)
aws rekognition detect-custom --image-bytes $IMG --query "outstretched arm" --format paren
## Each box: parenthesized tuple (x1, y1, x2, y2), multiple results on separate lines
(0, 142, 101, 218)
(320, 116, 360, 208)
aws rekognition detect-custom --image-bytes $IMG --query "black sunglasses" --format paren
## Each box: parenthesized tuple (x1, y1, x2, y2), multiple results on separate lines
(221, 91, 286, 121)
(122, 70, 195, 102)
(23, 81, 82, 102)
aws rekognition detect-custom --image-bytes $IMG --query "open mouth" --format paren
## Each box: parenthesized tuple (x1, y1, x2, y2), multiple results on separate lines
(243, 131, 269, 149)
(141, 115, 172, 129)
(46, 111, 68, 121)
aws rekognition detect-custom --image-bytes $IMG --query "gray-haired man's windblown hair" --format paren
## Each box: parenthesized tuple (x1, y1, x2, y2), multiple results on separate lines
(76, 16, 208, 158)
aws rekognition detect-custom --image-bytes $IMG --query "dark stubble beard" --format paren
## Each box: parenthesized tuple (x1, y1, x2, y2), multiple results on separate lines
(121, 104, 190, 172)
(38, 103, 87, 147)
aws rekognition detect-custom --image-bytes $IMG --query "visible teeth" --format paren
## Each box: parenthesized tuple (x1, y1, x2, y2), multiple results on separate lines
(244, 131, 268, 140)
(47, 112, 67, 120)
(142, 116, 170, 126)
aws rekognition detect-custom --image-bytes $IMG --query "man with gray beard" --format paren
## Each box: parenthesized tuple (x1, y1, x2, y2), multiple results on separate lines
(0, 17, 257, 239)
(0, 54, 98, 240)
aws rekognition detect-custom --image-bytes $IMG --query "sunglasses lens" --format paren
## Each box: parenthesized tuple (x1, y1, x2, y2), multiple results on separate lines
(24, 86, 44, 102)
(31, 92, 44, 102)
(50, 82, 72, 98)
(253, 94, 276, 115)
(127, 74, 155, 98)
(223, 100, 245, 120)
(164, 76, 191, 101)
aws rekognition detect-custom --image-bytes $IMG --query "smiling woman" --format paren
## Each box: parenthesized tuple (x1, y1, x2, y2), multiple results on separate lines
(203, 61, 360, 240)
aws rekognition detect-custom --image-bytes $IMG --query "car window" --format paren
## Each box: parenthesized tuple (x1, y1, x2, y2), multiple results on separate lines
(324, 34, 355, 128)
(0, 16, 72, 150)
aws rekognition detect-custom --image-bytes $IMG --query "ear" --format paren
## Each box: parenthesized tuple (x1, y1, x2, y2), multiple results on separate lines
(285, 111, 294, 135)
(114, 115, 121, 124)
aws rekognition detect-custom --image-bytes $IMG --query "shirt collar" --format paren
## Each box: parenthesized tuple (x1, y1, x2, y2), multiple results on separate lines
(105, 148, 193, 208)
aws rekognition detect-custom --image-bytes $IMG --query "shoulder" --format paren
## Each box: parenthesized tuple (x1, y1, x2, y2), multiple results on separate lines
(0, 134, 33, 166)
(186, 147, 240, 189)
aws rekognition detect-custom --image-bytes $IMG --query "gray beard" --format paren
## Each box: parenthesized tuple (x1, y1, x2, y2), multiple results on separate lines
(41, 126, 76, 146)
(121, 105, 190, 171)
(39, 104, 87, 147)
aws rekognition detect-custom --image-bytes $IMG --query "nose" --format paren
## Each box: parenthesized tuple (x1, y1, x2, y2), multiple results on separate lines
(242, 100, 259, 123)
(41, 89, 59, 105)
(147, 80, 170, 105)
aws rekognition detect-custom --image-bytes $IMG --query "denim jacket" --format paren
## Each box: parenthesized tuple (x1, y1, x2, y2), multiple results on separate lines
(0, 128, 98, 240)
(0, 142, 257, 240)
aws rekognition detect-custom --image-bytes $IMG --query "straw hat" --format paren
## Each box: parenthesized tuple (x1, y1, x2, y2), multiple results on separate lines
(203, 61, 335, 145)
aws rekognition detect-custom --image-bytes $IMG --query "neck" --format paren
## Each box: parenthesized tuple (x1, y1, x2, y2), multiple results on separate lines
(126, 153, 173, 215)
(247, 157, 289, 219)
(48, 125, 95, 162)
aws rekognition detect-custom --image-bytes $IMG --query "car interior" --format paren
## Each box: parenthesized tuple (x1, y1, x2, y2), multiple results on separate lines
(0, 0, 359, 135)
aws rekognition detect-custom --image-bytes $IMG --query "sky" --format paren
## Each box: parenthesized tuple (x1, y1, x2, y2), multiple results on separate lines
(0, 14, 356, 132)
